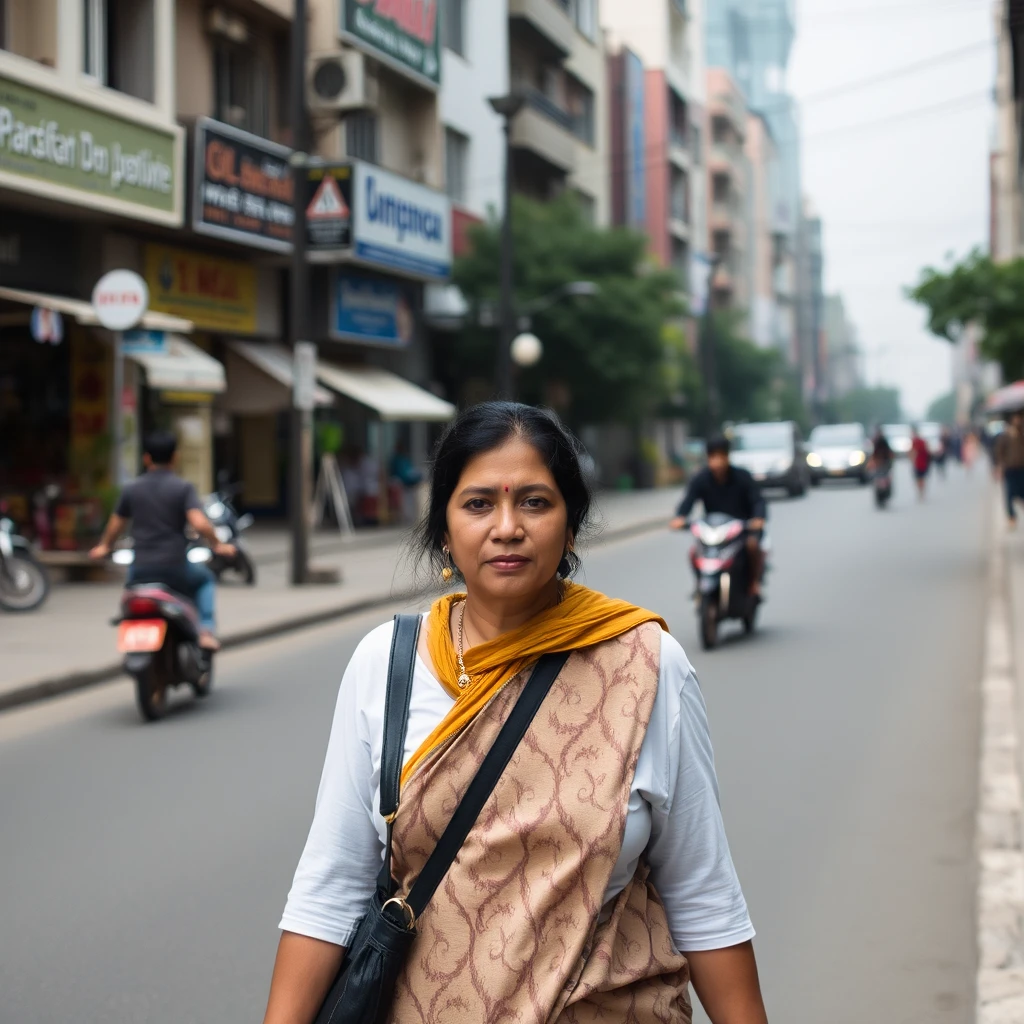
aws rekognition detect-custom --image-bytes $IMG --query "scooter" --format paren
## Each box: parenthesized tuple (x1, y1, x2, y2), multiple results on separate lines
(111, 545, 214, 721)
(204, 480, 256, 585)
(0, 503, 50, 612)
(873, 460, 893, 509)
(688, 514, 764, 650)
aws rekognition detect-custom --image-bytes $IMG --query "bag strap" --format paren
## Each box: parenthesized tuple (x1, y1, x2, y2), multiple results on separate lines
(404, 649, 571, 919)
(376, 613, 421, 895)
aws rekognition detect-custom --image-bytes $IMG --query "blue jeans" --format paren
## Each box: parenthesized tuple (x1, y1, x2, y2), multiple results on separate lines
(128, 562, 216, 632)
(1006, 468, 1024, 522)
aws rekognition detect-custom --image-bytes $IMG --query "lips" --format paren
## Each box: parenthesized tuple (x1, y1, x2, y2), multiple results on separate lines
(487, 555, 529, 570)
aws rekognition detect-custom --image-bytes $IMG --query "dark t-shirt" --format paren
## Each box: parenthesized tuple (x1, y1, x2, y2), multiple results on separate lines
(676, 466, 767, 522)
(114, 470, 202, 568)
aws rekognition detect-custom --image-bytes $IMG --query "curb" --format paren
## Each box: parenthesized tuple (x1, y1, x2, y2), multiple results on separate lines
(975, 498, 1024, 1022)
(0, 515, 668, 715)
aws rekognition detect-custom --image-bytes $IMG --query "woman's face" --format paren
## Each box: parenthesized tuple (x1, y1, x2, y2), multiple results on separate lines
(445, 436, 570, 605)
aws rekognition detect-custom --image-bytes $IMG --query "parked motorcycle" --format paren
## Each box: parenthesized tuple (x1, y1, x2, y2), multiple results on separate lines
(111, 546, 214, 721)
(204, 481, 256, 585)
(0, 504, 50, 612)
(688, 514, 765, 650)
(873, 460, 893, 509)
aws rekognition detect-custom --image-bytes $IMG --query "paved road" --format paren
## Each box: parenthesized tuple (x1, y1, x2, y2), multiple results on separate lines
(0, 464, 987, 1023)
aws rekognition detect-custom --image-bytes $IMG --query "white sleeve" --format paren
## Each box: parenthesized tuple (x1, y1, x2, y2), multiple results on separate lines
(646, 633, 756, 952)
(278, 626, 390, 946)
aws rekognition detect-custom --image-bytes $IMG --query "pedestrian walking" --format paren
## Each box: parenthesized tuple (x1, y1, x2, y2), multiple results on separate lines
(963, 428, 979, 474)
(995, 411, 1024, 529)
(263, 402, 767, 1024)
(911, 426, 931, 500)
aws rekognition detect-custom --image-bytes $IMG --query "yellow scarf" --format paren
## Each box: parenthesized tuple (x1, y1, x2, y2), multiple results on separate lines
(402, 584, 668, 787)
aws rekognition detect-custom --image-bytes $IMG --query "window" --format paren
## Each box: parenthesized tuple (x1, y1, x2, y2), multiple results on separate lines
(0, 0, 7, 51)
(441, 0, 465, 57)
(669, 90, 687, 149)
(346, 112, 379, 164)
(83, 0, 154, 102)
(670, 168, 689, 223)
(566, 74, 594, 145)
(571, 0, 596, 41)
(690, 122, 702, 164)
(444, 127, 469, 205)
(214, 42, 270, 137)
(712, 173, 729, 203)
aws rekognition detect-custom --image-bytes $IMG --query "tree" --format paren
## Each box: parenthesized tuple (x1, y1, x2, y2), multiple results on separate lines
(826, 386, 902, 427)
(444, 195, 683, 427)
(909, 249, 1024, 381)
(926, 391, 956, 424)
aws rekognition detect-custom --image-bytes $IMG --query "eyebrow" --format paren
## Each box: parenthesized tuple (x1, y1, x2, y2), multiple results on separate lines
(457, 483, 558, 499)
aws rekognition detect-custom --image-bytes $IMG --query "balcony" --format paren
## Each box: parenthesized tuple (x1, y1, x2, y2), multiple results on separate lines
(669, 131, 691, 170)
(511, 90, 576, 173)
(509, 0, 575, 60)
(709, 143, 744, 180)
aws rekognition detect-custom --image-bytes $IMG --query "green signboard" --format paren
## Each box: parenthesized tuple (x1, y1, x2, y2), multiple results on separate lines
(0, 72, 181, 222)
(342, 0, 441, 88)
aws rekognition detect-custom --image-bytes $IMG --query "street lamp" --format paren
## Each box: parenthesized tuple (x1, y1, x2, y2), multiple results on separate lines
(488, 91, 527, 397)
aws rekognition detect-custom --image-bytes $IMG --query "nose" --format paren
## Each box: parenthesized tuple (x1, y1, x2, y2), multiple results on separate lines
(492, 496, 523, 541)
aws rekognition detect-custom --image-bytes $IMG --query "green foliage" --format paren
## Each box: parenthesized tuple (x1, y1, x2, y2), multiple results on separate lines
(909, 249, 1024, 380)
(711, 311, 809, 430)
(926, 390, 957, 424)
(444, 195, 683, 426)
(825, 386, 902, 428)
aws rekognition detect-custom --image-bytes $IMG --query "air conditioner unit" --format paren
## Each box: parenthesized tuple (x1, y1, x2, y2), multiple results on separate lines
(307, 50, 380, 114)
(206, 7, 249, 44)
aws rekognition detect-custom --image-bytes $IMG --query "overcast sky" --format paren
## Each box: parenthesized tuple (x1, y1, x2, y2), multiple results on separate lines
(788, 0, 995, 418)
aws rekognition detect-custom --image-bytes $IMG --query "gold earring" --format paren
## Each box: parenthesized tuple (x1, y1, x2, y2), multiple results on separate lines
(441, 546, 454, 583)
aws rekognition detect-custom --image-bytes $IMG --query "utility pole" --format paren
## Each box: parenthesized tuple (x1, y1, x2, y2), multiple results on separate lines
(701, 254, 723, 433)
(488, 93, 525, 398)
(288, 0, 311, 585)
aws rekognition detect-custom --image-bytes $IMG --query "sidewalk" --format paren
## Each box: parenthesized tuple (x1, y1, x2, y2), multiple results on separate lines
(0, 488, 678, 711)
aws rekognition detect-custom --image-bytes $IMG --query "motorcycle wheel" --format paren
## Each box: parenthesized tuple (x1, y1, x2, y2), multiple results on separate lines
(135, 659, 170, 722)
(0, 552, 50, 612)
(700, 596, 719, 651)
(220, 550, 256, 586)
(191, 653, 214, 699)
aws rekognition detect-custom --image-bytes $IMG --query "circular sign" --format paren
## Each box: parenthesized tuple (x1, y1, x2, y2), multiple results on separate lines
(91, 270, 149, 332)
(30, 307, 64, 345)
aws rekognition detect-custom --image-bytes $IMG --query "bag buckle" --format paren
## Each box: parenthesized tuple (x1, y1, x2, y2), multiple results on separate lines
(382, 896, 416, 930)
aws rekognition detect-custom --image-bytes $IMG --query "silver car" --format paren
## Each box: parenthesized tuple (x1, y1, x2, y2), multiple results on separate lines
(729, 421, 810, 497)
(806, 423, 871, 485)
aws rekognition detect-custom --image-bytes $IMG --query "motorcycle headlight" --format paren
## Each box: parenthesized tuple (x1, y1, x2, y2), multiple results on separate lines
(807, 452, 823, 468)
(849, 451, 866, 467)
(205, 501, 226, 520)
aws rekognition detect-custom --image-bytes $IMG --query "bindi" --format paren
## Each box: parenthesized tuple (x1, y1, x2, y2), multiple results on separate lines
(504, 485, 509, 493)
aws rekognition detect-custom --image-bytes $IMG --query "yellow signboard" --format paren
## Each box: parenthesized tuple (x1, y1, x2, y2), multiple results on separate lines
(144, 244, 257, 333)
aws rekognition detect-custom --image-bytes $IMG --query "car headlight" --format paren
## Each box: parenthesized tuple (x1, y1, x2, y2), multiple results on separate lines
(807, 452, 823, 468)
(849, 451, 866, 467)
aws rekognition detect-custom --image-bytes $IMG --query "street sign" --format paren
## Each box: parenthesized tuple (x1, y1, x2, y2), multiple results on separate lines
(305, 165, 353, 251)
(293, 342, 318, 412)
(92, 270, 149, 331)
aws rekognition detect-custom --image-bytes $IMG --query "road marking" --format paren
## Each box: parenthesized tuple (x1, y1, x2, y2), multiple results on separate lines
(976, 497, 1024, 1023)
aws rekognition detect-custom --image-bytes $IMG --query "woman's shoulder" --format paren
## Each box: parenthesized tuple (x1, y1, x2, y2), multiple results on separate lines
(343, 619, 400, 683)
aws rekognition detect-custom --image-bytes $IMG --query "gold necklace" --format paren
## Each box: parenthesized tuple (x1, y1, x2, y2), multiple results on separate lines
(456, 602, 472, 690)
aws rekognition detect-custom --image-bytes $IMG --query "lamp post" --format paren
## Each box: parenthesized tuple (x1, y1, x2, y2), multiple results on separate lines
(288, 0, 310, 585)
(488, 91, 527, 398)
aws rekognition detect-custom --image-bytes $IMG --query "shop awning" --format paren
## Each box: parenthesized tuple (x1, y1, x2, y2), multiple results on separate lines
(0, 286, 194, 333)
(316, 362, 456, 422)
(224, 341, 333, 414)
(129, 336, 226, 393)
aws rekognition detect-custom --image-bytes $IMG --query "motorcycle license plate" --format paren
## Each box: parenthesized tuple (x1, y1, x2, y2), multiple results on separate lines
(118, 620, 167, 653)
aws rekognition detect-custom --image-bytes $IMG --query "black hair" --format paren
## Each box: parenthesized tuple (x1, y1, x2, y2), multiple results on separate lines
(706, 433, 731, 456)
(144, 431, 178, 466)
(418, 402, 593, 580)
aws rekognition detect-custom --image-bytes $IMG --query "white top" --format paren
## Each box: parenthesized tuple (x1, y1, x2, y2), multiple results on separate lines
(280, 621, 755, 953)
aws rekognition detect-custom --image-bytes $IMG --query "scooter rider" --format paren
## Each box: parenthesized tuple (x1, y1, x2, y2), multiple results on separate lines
(670, 433, 767, 596)
(90, 431, 235, 650)
(870, 429, 894, 471)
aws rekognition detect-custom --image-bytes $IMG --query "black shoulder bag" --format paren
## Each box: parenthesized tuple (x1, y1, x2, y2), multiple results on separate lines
(313, 614, 570, 1024)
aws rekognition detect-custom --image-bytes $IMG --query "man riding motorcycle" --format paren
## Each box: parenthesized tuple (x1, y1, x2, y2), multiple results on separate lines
(90, 431, 235, 651)
(670, 433, 767, 596)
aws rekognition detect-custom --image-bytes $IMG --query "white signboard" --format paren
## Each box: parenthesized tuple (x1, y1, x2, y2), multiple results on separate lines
(352, 162, 451, 280)
(92, 269, 149, 331)
(293, 341, 318, 412)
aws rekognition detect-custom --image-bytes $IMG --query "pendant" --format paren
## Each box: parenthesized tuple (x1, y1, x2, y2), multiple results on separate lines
(457, 672, 471, 689)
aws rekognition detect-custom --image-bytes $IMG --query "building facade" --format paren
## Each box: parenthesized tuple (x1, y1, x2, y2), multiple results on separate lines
(822, 294, 861, 402)
(602, 0, 708, 303)
(507, 0, 608, 223)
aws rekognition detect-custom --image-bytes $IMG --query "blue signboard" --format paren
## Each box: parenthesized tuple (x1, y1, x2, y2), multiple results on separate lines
(122, 329, 167, 355)
(625, 50, 647, 230)
(331, 270, 414, 347)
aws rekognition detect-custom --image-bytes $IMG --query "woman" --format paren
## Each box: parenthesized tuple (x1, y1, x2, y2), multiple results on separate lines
(263, 403, 768, 1024)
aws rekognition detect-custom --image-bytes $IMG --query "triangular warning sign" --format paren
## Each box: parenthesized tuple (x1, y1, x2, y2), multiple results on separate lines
(307, 176, 349, 220)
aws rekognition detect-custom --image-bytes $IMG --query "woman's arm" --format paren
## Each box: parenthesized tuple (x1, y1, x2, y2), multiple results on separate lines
(687, 941, 768, 1024)
(263, 933, 346, 1024)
